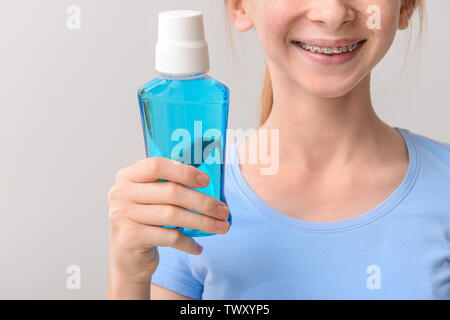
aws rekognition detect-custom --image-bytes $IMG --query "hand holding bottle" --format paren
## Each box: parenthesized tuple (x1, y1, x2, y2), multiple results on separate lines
(107, 157, 230, 298)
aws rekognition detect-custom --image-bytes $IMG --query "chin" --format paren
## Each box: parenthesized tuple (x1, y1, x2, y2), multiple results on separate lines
(297, 73, 362, 98)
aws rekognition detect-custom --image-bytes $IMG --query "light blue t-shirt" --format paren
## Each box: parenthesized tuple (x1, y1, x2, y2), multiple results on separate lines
(151, 127, 450, 299)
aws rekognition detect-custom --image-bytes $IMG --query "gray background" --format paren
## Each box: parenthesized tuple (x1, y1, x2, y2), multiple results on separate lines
(0, 0, 448, 299)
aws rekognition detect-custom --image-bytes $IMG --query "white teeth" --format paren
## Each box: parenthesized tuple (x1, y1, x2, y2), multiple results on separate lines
(295, 40, 364, 55)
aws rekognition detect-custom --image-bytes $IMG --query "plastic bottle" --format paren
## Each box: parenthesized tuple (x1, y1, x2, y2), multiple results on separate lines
(137, 10, 231, 237)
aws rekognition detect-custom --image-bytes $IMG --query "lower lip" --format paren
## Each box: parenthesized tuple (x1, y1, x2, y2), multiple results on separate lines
(293, 41, 366, 65)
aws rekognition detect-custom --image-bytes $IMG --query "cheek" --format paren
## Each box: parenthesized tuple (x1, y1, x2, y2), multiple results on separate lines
(255, 2, 294, 59)
(378, 4, 400, 37)
(372, 1, 402, 41)
(367, 6, 400, 63)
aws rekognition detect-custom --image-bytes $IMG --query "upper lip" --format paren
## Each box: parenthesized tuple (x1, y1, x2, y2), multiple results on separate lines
(293, 38, 366, 48)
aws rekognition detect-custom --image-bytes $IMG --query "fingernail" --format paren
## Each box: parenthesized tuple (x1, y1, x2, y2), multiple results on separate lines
(215, 219, 229, 231)
(216, 204, 229, 218)
(196, 174, 209, 185)
(196, 243, 203, 253)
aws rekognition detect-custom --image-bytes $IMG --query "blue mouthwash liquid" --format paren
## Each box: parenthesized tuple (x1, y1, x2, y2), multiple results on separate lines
(138, 71, 231, 237)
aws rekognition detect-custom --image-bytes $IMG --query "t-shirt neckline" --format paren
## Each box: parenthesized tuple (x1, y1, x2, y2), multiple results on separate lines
(227, 127, 421, 233)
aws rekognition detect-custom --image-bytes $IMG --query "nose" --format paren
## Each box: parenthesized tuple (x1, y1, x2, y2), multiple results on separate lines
(306, 0, 356, 30)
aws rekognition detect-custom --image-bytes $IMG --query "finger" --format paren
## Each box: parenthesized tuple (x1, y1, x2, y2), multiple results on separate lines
(127, 203, 230, 235)
(134, 223, 203, 255)
(128, 181, 230, 220)
(118, 157, 210, 188)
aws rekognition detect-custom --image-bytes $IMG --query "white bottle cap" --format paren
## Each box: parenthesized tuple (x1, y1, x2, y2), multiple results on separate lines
(155, 10, 210, 75)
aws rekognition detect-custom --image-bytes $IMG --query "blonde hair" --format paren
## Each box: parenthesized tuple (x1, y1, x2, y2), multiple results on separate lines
(224, 0, 426, 126)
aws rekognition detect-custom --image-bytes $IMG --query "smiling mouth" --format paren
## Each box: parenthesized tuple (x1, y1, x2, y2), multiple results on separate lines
(292, 40, 367, 55)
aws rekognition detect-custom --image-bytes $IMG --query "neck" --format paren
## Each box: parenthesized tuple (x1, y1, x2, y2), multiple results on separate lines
(259, 67, 397, 172)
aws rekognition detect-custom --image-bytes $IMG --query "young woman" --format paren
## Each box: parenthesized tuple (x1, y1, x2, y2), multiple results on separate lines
(108, 0, 450, 299)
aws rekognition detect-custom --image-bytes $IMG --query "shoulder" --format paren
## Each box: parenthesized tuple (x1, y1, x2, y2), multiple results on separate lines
(403, 129, 450, 224)
(405, 128, 450, 166)
(401, 128, 450, 194)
